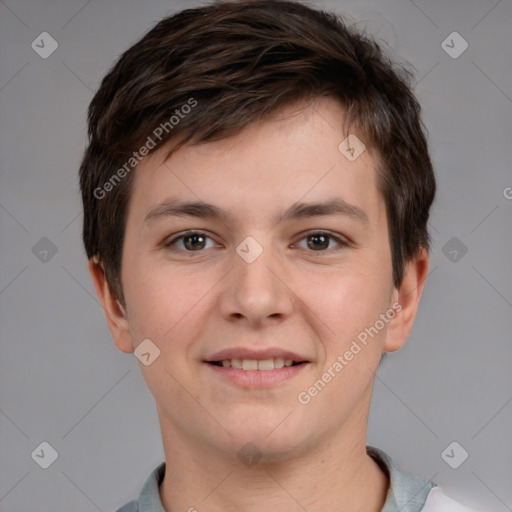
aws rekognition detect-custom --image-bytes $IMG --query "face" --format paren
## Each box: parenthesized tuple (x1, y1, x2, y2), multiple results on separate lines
(99, 97, 419, 461)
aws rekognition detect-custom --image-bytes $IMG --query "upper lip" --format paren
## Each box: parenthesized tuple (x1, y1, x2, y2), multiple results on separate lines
(205, 347, 309, 363)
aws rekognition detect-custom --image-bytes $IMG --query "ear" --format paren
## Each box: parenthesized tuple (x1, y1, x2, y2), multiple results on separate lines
(88, 258, 135, 354)
(384, 247, 430, 353)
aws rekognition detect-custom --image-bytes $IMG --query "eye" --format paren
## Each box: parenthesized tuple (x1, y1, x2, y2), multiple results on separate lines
(163, 230, 348, 253)
(164, 230, 217, 252)
(294, 231, 348, 252)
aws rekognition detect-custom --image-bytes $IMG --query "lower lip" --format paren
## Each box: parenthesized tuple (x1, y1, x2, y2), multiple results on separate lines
(204, 363, 308, 389)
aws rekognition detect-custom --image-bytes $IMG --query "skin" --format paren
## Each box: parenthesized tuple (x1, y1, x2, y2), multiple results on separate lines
(89, 97, 429, 512)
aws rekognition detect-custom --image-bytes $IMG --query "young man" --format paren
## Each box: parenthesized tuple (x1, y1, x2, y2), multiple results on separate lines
(79, 1, 479, 510)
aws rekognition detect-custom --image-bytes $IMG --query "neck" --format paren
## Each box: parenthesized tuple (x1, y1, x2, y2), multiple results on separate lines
(157, 400, 389, 512)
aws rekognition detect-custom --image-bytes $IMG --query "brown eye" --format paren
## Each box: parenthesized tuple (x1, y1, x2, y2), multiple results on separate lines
(164, 231, 216, 252)
(182, 233, 207, 250)
(306, 233, 329, 250)
(296, 231, 347, 252)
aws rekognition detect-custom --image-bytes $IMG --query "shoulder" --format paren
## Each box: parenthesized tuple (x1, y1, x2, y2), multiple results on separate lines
(366, 446, 481, 512)
(422, 487, 482, 512)
(113, 461, 166, 512)
(113, 499, 138, 512)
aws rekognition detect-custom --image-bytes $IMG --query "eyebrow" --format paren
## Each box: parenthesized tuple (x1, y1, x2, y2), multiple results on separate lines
(144, 197, 369, 226)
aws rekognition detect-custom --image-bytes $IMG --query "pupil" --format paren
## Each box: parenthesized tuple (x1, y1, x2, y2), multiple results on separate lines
(185, 234, 205, 250)
(308, 234, 328, 250)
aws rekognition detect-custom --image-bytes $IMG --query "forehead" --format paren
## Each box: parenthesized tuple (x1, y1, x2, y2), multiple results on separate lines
(129, 97, 385, 229)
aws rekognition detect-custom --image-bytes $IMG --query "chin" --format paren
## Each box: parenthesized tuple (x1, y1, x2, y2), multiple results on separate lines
(223, 417, 308, 461)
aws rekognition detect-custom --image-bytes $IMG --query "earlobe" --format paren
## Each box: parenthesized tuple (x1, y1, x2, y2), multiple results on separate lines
(384, 248, 430, 353)
(87, 258, 135, 354)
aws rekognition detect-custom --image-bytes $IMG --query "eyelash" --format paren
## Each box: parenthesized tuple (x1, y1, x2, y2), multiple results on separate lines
(163, 230, 348, 253)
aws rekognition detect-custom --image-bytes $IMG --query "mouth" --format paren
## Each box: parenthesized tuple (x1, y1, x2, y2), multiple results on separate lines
(204, 349, 310, 388)
(207, 358, 306, 370)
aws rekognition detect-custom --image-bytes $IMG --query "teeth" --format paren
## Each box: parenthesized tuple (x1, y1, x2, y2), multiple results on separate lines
(218, 357, 299, 370)
(257, 359, 274, 370)
(242, 359, 258, 370)
(274, 357, 285, 368)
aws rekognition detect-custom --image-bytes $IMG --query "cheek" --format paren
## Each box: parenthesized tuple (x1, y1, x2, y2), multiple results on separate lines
(299, 261, 391, 346)
(122, 261, 206, 393)
(122, 256, 213, 345)
(300, 273, 390, 420)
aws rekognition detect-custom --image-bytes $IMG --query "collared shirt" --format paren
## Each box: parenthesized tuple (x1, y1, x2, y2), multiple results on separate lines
(115, 445, 478, 512)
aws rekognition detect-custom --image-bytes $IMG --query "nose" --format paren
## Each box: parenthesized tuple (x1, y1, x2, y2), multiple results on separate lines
(218, 235, 295, 328)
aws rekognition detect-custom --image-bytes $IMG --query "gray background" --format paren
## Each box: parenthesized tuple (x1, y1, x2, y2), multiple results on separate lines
(0, 0, 511, 510)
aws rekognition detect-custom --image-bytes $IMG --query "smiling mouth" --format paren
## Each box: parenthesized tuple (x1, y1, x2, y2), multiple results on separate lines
(208, 358, 307, 370)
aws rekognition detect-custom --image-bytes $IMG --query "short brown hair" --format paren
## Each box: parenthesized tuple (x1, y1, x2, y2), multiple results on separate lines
(79, 0, 436, 304)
